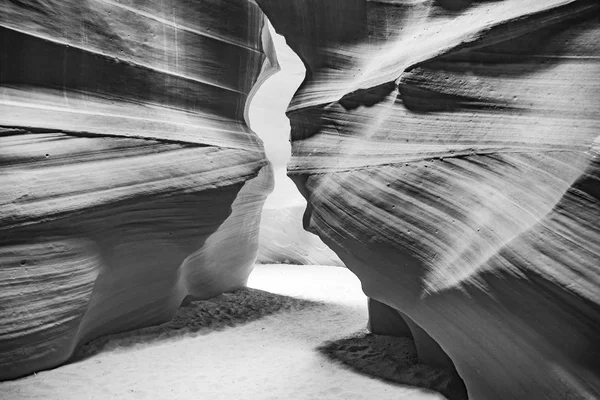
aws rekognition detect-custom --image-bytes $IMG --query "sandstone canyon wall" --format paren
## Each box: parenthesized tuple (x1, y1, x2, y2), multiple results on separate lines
(0, 0, 276, 380)
(256, 0, 600, 398)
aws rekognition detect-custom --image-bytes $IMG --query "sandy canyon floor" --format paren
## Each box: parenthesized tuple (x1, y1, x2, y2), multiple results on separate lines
(1, 265, 463, 400)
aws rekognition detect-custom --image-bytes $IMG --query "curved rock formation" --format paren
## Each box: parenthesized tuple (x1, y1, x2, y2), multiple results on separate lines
(257, 0, 600, 398)
(0, 0, 275, 380)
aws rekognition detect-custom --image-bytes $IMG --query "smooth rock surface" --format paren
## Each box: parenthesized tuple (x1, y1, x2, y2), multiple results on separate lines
(367, 298, 412, 338)
(257, 1, 600, 398)
(0, 0, 275, 380)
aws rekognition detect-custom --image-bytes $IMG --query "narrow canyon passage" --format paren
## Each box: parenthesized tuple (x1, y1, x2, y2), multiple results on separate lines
(248, 24, 343, 267)
(248, 23, 306, 211)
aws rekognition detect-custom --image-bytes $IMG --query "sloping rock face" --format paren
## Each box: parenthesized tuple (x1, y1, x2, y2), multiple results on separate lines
(0, 0, 275, 380)
(257, 0, 600, 398)
(258, 205, 344, 266)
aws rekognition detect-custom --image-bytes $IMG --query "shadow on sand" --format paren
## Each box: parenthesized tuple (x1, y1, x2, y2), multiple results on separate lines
(318, 332, 468, 400)
(71, 287, 323, 362)
(70, 286, 465, 400)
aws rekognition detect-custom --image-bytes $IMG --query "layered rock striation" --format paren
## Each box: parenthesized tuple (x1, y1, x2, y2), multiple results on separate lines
(257, 0, 600, 398)
(0, 0, 276, 380)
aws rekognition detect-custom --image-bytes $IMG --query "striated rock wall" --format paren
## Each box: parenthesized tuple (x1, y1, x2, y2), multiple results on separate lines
(0, 0, 276, 380)
(257, 0, 600, 398)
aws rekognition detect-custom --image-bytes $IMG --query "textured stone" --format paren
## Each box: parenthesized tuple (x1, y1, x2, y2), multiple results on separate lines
(257, 0, 600, 398)
(0, 0, 275, 380)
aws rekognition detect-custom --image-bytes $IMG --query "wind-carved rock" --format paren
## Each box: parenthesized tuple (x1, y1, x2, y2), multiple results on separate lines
(257, 0, 600, 398)
(0, 0, 276, 380)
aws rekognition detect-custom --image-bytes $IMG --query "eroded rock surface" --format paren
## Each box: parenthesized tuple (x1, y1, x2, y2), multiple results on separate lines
(0, 0, 275, 380)
(257, 0, 600, 398)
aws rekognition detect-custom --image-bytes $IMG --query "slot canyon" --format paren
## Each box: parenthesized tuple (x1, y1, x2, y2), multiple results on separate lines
(1, 1, 599, 399)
